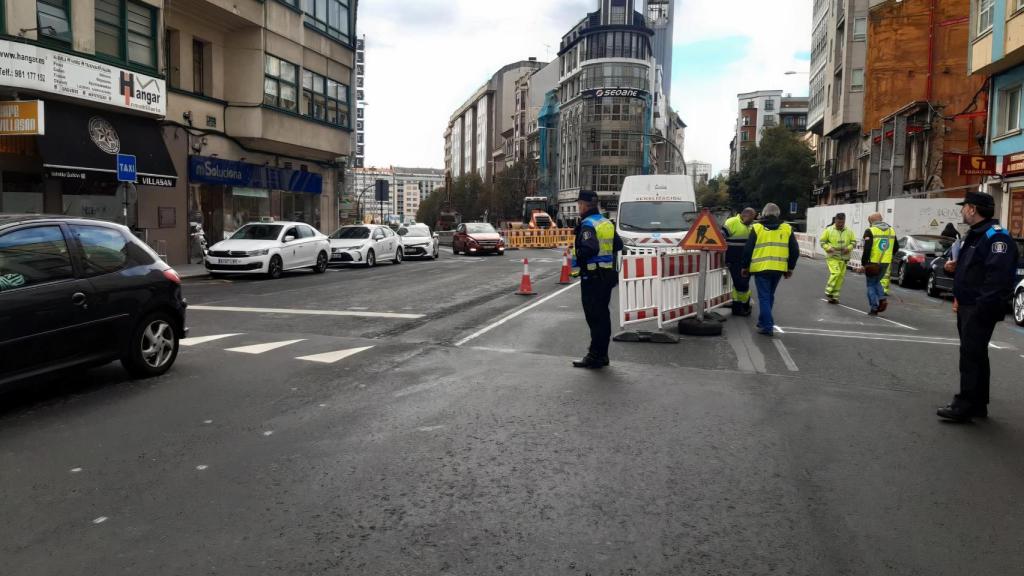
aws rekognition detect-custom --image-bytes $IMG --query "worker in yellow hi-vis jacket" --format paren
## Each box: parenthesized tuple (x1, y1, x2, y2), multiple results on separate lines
(819, 212, 857, 304)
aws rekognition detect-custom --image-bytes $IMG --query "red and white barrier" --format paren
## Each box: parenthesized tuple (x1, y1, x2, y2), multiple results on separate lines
(618, 254, 661, 326)
(617, 250, 733, 332)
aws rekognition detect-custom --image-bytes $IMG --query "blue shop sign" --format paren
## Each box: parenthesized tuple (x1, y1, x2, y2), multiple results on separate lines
(189, 155, 322, 194)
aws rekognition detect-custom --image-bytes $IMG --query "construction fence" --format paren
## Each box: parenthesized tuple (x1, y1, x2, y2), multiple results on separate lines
(502, 228, 575, 250)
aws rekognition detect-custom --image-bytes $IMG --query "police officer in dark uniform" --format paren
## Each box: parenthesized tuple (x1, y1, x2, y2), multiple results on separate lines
(937, 192, 1019, 422)
(571, 190, 623, 369)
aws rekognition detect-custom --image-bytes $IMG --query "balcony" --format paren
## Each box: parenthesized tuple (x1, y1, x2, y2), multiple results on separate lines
(226, 106, 352, 161)
(832, 169, 857, 193)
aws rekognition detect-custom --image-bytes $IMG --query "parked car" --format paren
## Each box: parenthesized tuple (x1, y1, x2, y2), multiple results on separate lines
(452, 222, 505, 255)
(399, 224, 439, 259)
(0, 215, 187, 387)
(329, 224, 403, 267)
(926, 237, 1024, 303)
(205, 221, 329, 279)
(890, 234, 955, 288)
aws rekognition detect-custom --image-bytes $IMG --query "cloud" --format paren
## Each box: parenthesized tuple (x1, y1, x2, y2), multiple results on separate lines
(359, 0, 814, 174)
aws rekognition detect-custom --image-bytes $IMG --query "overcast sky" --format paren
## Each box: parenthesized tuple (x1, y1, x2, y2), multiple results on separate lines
(358, 0, 812, 175)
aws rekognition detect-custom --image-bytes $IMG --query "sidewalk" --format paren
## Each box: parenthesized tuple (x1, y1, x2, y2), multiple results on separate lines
(173, 263, 208, 279)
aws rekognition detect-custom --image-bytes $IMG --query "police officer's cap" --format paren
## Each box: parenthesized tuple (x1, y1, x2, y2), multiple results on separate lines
(577, 190, 599, 202)
(956, 191, 995, 208)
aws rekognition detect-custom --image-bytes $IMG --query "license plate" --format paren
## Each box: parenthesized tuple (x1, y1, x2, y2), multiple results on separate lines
(219, 258, 241, 265)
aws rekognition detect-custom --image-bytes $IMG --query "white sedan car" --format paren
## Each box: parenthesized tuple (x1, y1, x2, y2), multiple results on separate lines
(329, 224, 403, 267)
(399, 224, 439, 259)
(205, 221, 330, 279)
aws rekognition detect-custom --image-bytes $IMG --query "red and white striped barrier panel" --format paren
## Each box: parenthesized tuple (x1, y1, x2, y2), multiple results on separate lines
(617, 250, 734, 331)
(618, 253, 661, 326)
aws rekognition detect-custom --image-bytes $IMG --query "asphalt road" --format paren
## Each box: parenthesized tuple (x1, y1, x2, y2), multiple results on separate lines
(2, 248, 1023, 575)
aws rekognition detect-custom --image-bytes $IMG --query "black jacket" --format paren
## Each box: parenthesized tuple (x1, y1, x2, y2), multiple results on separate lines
(953, 219, 1019, 314)
(741, 216, 800, 273)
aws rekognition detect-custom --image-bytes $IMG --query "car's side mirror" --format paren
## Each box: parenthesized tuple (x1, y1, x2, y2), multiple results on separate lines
(284, 235, 295, 242)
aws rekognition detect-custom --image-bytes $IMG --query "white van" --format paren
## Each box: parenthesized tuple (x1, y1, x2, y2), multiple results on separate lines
(615, 175, 697, 248)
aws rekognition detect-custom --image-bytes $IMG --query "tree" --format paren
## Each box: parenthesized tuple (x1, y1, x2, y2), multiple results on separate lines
(696, 177, 729, 208)
(732, 126, 815, 214)
(416, 187, 444, 228)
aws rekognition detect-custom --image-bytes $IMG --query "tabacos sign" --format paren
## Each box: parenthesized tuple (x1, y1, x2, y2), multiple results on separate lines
(957, 154, 996, 176)
(120, 71, 162, 108)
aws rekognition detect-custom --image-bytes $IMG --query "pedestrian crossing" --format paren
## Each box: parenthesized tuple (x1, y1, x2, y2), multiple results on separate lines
(180, 333, 373, 365)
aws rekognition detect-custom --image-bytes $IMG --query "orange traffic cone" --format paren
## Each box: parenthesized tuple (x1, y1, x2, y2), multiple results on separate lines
(517, 258, 536, 295)
(558, 248, 572, 285)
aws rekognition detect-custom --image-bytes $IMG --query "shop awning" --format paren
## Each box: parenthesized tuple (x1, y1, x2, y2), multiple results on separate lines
(36, 100, 177, 187)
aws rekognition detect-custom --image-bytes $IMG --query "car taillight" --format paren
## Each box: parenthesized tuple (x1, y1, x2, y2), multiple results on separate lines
(163, 268, 182, 284)
(908, 254, 925, 265)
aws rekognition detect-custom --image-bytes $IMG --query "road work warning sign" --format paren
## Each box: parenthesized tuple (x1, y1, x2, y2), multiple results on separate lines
(679, 209, 727, 251)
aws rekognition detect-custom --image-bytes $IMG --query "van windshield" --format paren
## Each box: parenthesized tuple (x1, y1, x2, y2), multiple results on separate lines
(618, 201, 696, 232)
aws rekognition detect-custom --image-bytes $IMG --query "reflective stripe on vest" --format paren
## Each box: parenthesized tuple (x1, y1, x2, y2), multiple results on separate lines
(749, 222, 792, 273)
(868, 225, 896, 264)
(724, 215, 751, 247)
(571, 214, 616, 273)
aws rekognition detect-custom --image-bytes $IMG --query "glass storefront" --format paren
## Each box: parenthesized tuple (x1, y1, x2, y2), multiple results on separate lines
(0, 171, 44, 213)
(196, 184, 321, 243)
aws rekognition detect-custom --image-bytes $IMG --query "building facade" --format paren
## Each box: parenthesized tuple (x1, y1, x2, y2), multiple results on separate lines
(354, 35, 366, 169)
(443, 59, 546, 184)
(646, 0, 674, 103)
(861, 0, 982, 205)
(969, 0, 1024, 237)
(555, 0, 659, 221)
(732, 90, 784, 173)
(0, 0, 358, 265)
(393, 166, 443, 222)
(686, 160, 712, 186)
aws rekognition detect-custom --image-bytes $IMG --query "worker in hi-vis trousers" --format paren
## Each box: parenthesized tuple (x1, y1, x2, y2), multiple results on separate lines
(819, 212, 857, 304)
(723, 207, 757, 316)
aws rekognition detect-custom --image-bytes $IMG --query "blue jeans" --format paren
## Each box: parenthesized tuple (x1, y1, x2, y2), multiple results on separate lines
(866, 274, 885, 310)
(754, 272, 783, 331)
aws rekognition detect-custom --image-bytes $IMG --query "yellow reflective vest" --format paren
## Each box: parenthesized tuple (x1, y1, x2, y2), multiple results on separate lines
(750, 222, 793, 273)
(819, 225, 857, 261)
(867, 224, 896, 264)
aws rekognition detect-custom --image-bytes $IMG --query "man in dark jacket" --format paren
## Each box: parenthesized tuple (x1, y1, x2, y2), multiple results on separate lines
(741, 203, 800, 336)
(937, 192, 1019, 422)
(571, 190, 624, 369)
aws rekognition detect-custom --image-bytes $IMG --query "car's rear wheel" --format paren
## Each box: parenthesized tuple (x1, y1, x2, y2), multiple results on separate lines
(121, 312, 180, 378)
(393, 248, 403, 264)
(313, 251, 328, 273)
(267, 255, 283, 279)
(926, 272, 942, 297)
(365, 249, 376, 268)
(1014, 289, 1024, 327)
(896, 263, 909, 287)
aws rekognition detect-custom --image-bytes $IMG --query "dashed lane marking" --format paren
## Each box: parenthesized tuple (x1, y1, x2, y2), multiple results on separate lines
(189, 305, 424, 319)
(180, 333, 243, 346)
(92, 517, 108, 525)
(823, 299, 918, 331)
(773, 339, 799, 372)
(226, 339, 306, 355)
(296, 346, 374, 364)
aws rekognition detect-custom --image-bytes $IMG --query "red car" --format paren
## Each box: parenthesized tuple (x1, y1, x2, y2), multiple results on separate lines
(452, 222, 505, 255)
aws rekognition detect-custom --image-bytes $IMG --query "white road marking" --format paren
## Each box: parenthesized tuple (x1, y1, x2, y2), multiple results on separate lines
(262, 431, 274, 436)
(455, 282, 581, 347)
(189, 305, 423, 319)
(92, 517, 108, 524)
(773, 339, 799, 371)
(349, 307, 369, 310)
(773, 326, 786, 334)
(180, 333, 243, 347)
(196, 465, 208, 471)
(70, 467, 82, 473)
(318, 403, 328, 407)
(226, 339, 305, 354)
(203, 420, 213, 425)
(828, 300, 918, 331)
(778, 326, 960, 346)
(417, 425, 445, 432)
(469, 346, 520, 354)
(296, 345, 374, 364)
(990, 342, 1004, 350)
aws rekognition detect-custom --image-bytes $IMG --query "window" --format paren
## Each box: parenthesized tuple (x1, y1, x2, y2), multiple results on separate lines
(192, 39, 209, 96)
(978, 0, 993, 36)
(264, 54, 299, 111)
(1018, 0, 1024, 11)
(765, 99, 775, 111)
(610, 6, 626, 25)
(70, 225, 153, 276)
(0, 226, 73, 290)
(37, 0, 71, 43)
(851, 68, 864, 91)
(298, 225, 316, 239)
(301, 69, 349, 127)
(1000, 86, 1021, 134)
(741, 131, 749, 141)
(94, 0, 157, 68)
(302, 0, 350, 43)
(165, 28, 180, 88)
(853, 17, 867, 40)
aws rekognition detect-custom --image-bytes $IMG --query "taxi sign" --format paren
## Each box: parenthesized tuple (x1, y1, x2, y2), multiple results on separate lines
(679, 208, 727, 251)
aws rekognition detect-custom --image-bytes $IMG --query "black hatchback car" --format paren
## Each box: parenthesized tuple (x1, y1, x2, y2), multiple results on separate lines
(926, 237, 1024, 300)
(0, 215, 187, 387)
(889, 234, 956, 288)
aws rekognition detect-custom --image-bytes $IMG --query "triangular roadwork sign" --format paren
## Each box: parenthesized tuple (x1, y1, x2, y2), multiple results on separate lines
(679, 209, 727, 251)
